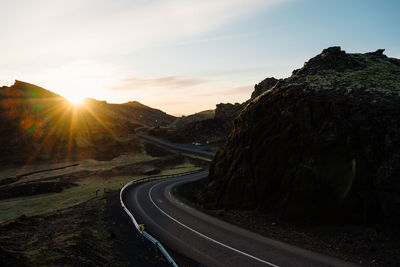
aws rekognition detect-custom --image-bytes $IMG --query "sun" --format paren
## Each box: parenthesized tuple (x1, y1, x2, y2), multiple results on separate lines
(65, 94, 86, 106)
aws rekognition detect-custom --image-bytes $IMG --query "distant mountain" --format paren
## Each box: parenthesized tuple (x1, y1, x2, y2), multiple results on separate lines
(200, 47, 400, 227)
(0, 80, 175, 163)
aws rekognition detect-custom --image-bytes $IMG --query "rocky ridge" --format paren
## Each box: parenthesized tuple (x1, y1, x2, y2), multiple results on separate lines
(201, 47, 400, 227)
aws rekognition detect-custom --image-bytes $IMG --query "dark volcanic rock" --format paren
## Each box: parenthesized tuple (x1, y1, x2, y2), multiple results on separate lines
(251, 77, 279, 99)
(0, 181, 77, 200)
(201, 47, 400, 227)
(214, 103, 243, 120)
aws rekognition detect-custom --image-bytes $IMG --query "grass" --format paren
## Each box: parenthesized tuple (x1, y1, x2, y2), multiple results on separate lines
(0, 162, 202, 224)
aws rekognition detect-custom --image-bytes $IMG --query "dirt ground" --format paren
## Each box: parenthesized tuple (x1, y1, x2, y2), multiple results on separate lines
(0, 191, 166, 266)
(0, 187, 203, 266)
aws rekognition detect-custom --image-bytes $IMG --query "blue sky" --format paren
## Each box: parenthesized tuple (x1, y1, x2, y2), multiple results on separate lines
(0, 0, 399, 114)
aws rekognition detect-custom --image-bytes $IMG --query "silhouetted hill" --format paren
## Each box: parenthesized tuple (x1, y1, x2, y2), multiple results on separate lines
(0, 80, 175, 163)
(172, 110, 215, 128)
(200, 47, 400, 227)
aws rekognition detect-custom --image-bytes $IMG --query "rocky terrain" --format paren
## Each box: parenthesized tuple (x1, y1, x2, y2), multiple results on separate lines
(143, 102, 244, 149)
(250, 77, 279, 99)
(200, 47, 400, 228)
(0, 80, 175, 164)
(171, 109, 215, 128)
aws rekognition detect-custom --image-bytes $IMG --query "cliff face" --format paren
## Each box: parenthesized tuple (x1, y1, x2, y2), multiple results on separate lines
(201, 47, 400, 226)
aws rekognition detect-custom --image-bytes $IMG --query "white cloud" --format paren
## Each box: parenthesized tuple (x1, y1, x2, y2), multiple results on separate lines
(110, 76, 204, 90)
(0, 0, 287, 63)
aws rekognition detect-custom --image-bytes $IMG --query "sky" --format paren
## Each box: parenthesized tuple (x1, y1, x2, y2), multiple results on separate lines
(0, 0, 399, 115)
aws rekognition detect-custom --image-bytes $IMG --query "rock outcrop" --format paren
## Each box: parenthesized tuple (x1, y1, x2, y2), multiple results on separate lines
(200, 47, 400, 227)
(214, 103, 243, 120)
(251, 77, 279, 99)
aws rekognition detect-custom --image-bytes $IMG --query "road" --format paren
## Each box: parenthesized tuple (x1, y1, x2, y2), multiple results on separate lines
(136, 133, 215, 158)
(123, 176, 357, 266)
(123, 135, 358, 266)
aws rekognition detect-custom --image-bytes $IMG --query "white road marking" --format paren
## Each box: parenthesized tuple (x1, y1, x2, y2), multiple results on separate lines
(148, 181, 280, 267)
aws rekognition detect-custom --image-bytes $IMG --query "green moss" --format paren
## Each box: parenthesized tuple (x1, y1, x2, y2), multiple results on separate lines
(286, 54, 400, 96)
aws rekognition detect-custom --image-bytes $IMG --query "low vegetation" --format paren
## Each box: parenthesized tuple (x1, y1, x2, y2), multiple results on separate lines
(0, 135, 204, 266)
(0, 155, 201, 223)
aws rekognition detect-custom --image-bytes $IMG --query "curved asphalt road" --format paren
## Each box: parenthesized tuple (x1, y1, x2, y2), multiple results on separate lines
(123, 170, 358, 267)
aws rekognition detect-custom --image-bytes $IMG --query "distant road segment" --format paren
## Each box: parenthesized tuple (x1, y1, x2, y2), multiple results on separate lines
(136, 133, 215, 158)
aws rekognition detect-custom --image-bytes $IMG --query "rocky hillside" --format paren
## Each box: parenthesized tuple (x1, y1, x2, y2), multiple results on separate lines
(114, 100, 175, 127)
(144, 104, 242, 145)
(200, 47, 400, 227)
(172, 110, 215, 128)
(0, 80, 175, 163)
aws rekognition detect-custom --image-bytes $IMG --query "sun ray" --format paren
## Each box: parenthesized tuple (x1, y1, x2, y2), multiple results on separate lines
(17, 91, 123, 165)
(25, 100, 73, 164)
(82, 102, 117, 139)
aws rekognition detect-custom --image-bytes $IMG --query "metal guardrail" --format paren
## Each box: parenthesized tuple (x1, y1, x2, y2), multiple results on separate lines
(120, 169, 204, 267)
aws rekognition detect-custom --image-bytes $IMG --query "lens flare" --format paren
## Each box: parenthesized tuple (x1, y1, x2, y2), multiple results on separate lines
(65, 95, 85, 105)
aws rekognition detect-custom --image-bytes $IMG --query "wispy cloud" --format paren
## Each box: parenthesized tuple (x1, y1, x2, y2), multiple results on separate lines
(110, 76, 205, 90)
(0, 0, 288, 64)
(173, 31, 261, 47)
(194, 84, 253, 97)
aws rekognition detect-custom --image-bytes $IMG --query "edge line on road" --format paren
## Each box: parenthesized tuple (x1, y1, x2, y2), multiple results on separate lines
(148, 181, 280, 267)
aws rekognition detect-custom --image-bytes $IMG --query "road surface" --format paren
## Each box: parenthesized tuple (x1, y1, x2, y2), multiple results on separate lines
(122, 170, 358, 267)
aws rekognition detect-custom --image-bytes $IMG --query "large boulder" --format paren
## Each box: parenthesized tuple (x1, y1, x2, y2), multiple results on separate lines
(201, 47, 400, 227)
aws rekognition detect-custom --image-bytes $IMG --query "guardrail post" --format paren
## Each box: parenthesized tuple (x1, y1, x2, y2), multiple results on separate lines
(154, 241, 159, 254)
